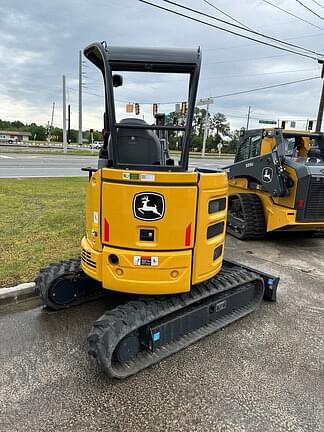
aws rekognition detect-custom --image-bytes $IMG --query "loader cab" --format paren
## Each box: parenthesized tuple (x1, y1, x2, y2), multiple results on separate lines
(235, 128, 324, 165)
(84, 42, 201, 172)
(282, 131, 324, 164)
(234, 129, 264, 163)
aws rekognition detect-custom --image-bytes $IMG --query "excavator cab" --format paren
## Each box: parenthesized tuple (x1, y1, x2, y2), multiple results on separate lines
(81, 41, 229, 294)
(36, 42, 279, 379)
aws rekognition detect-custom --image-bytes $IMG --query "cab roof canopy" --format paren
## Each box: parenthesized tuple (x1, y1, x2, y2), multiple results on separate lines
(84, 41, 201, 73)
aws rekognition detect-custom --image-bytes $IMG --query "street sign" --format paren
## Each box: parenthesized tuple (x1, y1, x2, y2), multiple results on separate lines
(259, 120, 277, 125)
(197, 97, 214, 106)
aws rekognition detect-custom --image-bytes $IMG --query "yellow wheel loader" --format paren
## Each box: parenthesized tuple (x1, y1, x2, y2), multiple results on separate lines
(227, 128, 324, 239)
(36, 42, 279, 379)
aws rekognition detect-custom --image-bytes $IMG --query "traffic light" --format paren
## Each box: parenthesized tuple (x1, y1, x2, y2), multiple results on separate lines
(89, 129, 94, 133)
(281, 120, 286, 129)
(153, 103, 158, 116)
(155, 113, 165, 126)
(308, 120, 314, 130)
(135, 103, 140, 115)
(181, 101, 187, 114)
(126, 103, 133, 113)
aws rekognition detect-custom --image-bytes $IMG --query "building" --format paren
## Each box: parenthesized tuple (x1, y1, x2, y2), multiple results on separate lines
(0, 130, 32, 143)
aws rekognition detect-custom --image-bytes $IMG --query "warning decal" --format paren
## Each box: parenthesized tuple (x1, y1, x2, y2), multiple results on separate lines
(133, 256, 159, 266)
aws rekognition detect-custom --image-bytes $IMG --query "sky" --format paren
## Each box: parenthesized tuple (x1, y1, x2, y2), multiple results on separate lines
(0, 0, 323, 132)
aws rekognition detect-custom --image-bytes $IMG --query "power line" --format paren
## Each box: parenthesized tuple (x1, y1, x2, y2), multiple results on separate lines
(261, 0, 324, 31)
(309, 0, 324, 9)
(295, 0, 324, 20)
(206, 53, 288, 65)
(201, 0, 251, 30)
(204, 32, 324, 52)
(112, 76, 320, 104)
(210, 76, 319, 99)
(201, 68, 317, 81)
(137, 0, 321, 60)
(158, 0, 324, 57)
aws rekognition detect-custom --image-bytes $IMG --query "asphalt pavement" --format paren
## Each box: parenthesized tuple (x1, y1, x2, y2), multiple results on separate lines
(0, 233, 323, 432)
(0, 153, 230, 178)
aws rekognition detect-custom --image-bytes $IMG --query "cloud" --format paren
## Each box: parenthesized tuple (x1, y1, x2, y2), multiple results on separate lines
(0, 0, 322, 131)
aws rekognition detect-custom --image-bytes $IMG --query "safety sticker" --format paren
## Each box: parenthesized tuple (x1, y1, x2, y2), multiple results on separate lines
(140, 174, 155, 182)
(153, 331, 161, 342)
(122, 172, 140, 180)
(133, 256, 159, 266)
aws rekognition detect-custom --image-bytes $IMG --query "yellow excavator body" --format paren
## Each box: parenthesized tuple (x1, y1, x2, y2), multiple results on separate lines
(36, 42, 279, 379)
(81, 168, 227, 294)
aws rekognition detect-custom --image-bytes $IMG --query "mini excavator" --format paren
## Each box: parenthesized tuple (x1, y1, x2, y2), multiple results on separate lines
(227, 128, 324, 239)
(36, 42, 279, 379)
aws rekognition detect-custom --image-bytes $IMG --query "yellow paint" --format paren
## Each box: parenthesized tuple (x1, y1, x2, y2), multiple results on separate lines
(85, 170, 102, 252)
(192, 172, 227, 285)
(229, 129, 324, 233)
(81, 168, 228, 295)
(228, 185, 324, 232)
(101, 180, 197, 250)
(102, 246, 192, 294)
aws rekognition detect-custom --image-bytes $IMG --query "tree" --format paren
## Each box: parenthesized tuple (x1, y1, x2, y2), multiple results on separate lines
(208, 113, 230, 151)
(226, 129, 241, 154)
(28, 123, 47, 141)
(192, 107, 207, 137)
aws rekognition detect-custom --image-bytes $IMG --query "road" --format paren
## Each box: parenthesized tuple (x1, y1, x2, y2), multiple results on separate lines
(0, 233, 323, 432)
(0, 153, 231, 178)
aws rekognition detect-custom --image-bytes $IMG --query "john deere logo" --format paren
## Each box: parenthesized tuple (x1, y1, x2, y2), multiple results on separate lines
(262, 167, 273, 183)
(133, 193, 165, 221)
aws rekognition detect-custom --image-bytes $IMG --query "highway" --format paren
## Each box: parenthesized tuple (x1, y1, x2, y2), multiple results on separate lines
(0, 153, 231, 178)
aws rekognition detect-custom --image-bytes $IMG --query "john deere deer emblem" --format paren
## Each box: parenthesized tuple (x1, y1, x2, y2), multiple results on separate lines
(262, 167, 273, 183)
(133, 193, 165, 221)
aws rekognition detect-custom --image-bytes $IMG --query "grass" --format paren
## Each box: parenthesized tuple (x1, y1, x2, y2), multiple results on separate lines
(0, 177, 87, 288)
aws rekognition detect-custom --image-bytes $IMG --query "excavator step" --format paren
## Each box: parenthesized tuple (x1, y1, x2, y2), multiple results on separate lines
(88, 266, 265, 379)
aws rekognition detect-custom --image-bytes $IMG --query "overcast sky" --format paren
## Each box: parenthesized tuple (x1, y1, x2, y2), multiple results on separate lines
(0, 0, 323, 132)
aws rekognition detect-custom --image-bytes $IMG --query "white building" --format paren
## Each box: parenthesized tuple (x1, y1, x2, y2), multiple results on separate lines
(0, 130, 32, 143)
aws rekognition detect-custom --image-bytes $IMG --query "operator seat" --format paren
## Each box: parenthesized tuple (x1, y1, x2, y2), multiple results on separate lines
(109, 118, 162, 165)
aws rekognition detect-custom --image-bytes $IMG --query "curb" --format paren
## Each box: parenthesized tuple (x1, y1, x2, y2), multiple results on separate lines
(0, 282, 36, 305)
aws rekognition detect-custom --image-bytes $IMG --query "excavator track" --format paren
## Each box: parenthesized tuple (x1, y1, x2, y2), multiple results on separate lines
(88, 266, 265, 379)
(35, 259, 106, 310)
(227, 193, 266, 240)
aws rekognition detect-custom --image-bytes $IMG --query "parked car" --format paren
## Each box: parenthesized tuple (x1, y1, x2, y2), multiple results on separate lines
(89, 141, 103, 149)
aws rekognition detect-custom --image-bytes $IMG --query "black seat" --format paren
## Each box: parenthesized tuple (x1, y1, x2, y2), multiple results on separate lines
(109, 118, 162, 165)
(308, 147, 321, 162)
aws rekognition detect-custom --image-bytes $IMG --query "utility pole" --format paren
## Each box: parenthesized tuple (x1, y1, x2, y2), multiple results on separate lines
(62, 75, 67, 153)
(315, 61, 324, 133)
(47, 102, 55, 144)
(67, 104, 71, 144)
(246, 106, 251, 130)
(78, 50, 83, 146)
(197, 97, 214, 157)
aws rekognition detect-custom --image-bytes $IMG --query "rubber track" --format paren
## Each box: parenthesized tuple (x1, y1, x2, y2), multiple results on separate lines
(88, 267, 264, 379)
(227, 193, 266, 239)
(35, 259, 106, 310)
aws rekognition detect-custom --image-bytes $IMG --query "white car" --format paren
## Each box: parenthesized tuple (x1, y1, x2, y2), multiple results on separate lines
(90, 141, 103, 149)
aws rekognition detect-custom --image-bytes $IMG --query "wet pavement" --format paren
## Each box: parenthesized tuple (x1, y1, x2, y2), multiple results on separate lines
(0, 233, 323, 432)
